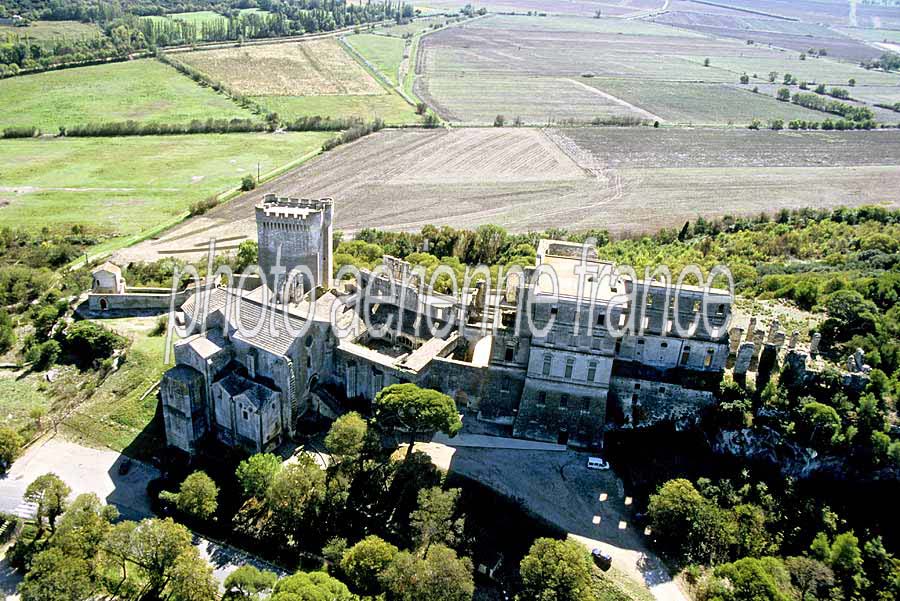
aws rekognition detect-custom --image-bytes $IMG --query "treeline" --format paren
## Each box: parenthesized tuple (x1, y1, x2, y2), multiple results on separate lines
(860, 50, 900, 71)
(1, 0, 415, 76)
(790, 91, 875, 123)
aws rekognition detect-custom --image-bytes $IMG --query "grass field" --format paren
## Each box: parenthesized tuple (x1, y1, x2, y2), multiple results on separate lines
(421, 0, 663, 17)
(374, 16, 455, 37)
(346, 33, 406, 85)
(836, 27, 900, 43)
(0, 132, 332, 242)
(0, 19, 101, 43)
(62, 317, 169, 459)
(169, 9, 228, 27)
(0, 59, 258, 131)
(174, 38, 384, 96)
(253, 93, 417, 124)
(692, 54, 900, 86)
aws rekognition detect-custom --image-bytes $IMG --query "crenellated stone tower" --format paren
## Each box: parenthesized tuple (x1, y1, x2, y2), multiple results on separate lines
(255, 195, 333, 301)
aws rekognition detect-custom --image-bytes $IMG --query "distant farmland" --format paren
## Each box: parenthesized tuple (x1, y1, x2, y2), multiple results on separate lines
(422, 0, 664, 17)
(116, 127, 900, 264)
(414, 14, 900, 125)
(172, 38, 418, 124)
(0, 59, 258, 131)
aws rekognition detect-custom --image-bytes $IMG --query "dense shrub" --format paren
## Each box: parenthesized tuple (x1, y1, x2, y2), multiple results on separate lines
(62, 321, 126, 368)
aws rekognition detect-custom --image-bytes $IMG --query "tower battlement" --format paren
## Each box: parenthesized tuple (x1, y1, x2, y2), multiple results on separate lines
(255, 194, 334, 299)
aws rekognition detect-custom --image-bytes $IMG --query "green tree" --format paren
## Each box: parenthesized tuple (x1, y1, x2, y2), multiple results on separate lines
(862, 536, 900, 601)
(241, 175, 257, 191)
(236, 453, 282, 499)
(410, 486, 464, 552)
(712, 557, 793, 601)
(732, 503, 770, 558)
(821, 290, 879, 343)
(54, 493, 118, 561)
(373, 383, 461, 459)
(271, 571, 353, 601)
(325, 412, 369, 465)
(265, 455, 326, 530)
(785, 556, 833, 601)
(797, 401, 841, 450)
(518, 538, 594, 601)
(163, 471, 218, 520)
(776, 87, 791, 101)
(127, 518, 194, 598)
(0, 308, 15, 353)
(167, 548, 219, 601)
(223, 565, 277, 600)
(340, 535, 399, 596)
(647, 479, 731, 565)
(0, 425, 22, 470)
(381, 544, 474, 601)
(235, 240, 259, 272)
(224, 565, 278, 600)
(62, 321, 126, 368)
(25, 473, 71, 532)
(18, 547, 95, 601)
(829, 532, 864, 600)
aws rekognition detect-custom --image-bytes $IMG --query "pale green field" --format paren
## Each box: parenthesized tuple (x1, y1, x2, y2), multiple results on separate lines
(374, 16, 453, 37)
(471, 14, 706, 36)
(169, 9, 228, 26)
(0, 132, 332, 237)
(0, 59, 258, 131)
(588, 79, 827, 124)
(692, 55, 900, 86)
(346, 33, 406, 85)
(0, 19, 101, 43)
(835, 27, 900, 43)
(253, 93, 418, 124)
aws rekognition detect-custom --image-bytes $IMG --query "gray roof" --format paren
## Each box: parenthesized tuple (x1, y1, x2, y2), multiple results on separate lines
(182, 287, 309, 356)
(214, 370, 279, 410)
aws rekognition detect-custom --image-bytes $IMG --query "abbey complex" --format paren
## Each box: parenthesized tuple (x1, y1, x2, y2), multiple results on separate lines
(156, 195, 736, 454)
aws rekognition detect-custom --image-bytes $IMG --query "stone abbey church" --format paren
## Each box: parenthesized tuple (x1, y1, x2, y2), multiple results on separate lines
(161, 195, 732, 455)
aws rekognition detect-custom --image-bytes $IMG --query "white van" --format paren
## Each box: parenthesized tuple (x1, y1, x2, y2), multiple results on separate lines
(587, 457, 610, 470)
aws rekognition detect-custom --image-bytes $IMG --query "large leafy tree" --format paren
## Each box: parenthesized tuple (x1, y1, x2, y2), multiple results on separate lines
(53, 493, 118, 561)
(410, 487, 464, 553)
(518, 538, 594, 601)
(265, 454, 326, 531)
(647, 478, 732, 565)
(0, 424, 23, 471)
(223, 565, 278, 600)
(711, 557, 793, 601)
(271, 571, 354, 601)
(381, 544, 474, 601)
(340, 535, 399, 596)
(325, 412, 369, 465)
(373, 383, 461, 458)
(236, 453, 283, 499)
(166, 548, 219, 601)
(127, 518, 194, 598)
(163, 471, 218, 520)
(25, 473, 71, 532)
(18, 547, 95, 601)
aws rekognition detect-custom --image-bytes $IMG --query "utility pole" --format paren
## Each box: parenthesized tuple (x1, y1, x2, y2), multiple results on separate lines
(257, 162, 260, 182)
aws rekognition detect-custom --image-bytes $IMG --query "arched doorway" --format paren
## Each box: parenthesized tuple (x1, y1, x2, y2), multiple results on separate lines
(99, 298, 108, 311)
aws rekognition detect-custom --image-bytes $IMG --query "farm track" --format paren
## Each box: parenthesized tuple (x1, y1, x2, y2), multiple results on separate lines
(116, 127, 900, 265)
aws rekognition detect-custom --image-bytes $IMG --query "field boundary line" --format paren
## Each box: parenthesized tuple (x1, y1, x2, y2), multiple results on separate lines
(338, 35, 410, 104)
(565, 78, 665, 123)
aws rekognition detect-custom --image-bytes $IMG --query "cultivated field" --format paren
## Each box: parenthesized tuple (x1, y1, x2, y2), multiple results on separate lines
(0, 19, 101, 43)
(115, 127, 900, 264)
(0, 132, 331, 245)
(585, 79, 825, 124)
(651, 9, 883, 61)
(345, 33, 406, 85)
(414, 14, 891, 124)
(0, 59, 257, 131)
(422, 0, 664, 17)
(373, 15, 454, 37)
(175, 39, 384, 96)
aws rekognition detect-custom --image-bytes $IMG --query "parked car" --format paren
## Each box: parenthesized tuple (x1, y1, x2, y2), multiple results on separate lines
(592, 548, 613, 571)
(118, 458, 133, 476)
(587, 456, 610, 470)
